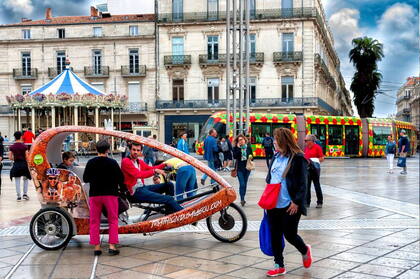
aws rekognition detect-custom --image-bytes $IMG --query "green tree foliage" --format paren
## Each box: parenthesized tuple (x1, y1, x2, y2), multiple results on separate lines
(349, 37, 384, 117)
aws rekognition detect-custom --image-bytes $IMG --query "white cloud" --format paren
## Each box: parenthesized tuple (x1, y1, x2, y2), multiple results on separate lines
(3, 0, 34, 16)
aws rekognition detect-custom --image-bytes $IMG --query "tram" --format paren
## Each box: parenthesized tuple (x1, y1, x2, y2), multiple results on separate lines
(195, 112, 417, 158)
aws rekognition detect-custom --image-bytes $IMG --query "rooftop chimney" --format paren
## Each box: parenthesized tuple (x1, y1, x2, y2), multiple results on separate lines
(90, 6, 99, 18)
(45, 8, 52, 20)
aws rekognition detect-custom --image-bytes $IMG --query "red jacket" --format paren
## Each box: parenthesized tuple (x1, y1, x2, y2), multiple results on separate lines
(121, 157, 165, 194)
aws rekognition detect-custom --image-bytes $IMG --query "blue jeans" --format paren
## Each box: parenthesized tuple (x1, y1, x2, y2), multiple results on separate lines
(144, 156, 155, 166)
(175, 166, 198, 201)
(237, 169, 251, 202)
(133, 182, 183, 214)
(201, 160, 216, 184)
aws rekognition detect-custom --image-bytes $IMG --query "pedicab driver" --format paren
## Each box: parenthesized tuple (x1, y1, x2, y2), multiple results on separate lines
(121, 142, 183, 214)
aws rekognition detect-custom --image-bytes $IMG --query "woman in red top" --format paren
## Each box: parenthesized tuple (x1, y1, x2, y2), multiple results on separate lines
(303, 134, 325, 208)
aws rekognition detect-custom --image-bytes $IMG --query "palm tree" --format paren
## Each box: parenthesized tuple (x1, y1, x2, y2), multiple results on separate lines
(349, 37, 384, 117)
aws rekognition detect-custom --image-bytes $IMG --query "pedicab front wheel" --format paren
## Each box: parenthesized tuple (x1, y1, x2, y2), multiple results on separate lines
(30, 207, 73, 250)
(206, 202, 247, 243)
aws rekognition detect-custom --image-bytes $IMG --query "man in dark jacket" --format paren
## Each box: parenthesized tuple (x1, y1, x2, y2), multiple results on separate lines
(398, 129, 410, 175)
(200, 129, 218, 185)
(262, 133, 275, 168)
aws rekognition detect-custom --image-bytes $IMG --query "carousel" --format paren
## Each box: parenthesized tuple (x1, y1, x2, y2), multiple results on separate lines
(6, 62, 127, 150)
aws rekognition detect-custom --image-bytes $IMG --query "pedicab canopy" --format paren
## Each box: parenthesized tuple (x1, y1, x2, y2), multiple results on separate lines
(6, 67, 127, 109)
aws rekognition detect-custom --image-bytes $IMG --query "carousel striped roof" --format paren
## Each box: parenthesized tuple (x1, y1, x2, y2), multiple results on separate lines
(29, 68, 105, 96)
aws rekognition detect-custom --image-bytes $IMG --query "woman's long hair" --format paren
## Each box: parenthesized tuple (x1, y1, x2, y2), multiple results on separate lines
(273, 128, 303, 156)
(233, 134, 248, 147)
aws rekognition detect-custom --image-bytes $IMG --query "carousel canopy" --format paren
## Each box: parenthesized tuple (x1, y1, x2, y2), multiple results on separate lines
(29, 68, 105, 96)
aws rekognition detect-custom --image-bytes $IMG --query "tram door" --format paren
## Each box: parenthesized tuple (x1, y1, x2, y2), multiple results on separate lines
(345, 126, 359, 156)
(310, 124, 326, 154)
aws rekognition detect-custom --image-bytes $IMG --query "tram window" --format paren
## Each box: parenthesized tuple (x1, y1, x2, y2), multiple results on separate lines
(251, 124, 270, 144)
(214, 122, 226, 138)
(272, 123, 291, 131)
(372, 126, 392, 145)
(328, 125, 343, 145)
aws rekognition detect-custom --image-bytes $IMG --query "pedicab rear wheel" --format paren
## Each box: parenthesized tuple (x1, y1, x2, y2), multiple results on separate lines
(206, 203, 247, 243)
(30, 207, 73, 250)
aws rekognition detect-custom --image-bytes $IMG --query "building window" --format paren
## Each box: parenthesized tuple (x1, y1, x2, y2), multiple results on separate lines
(172, 79, 184, 102)
(91, 82, 105, 92)
(282, 0, 293, 17)
(207, 0, 218, 20)
(93, 27, 102, 37)
(250, 0, 256, 18)
(207, 78, 219, 104)
(21, 52, 31, 76)
(282, 33, 294, 53)
(56, 51, 66, 74)
(58, 28, 65, 39)
(128, 81, 141, 104)
(21, 85, 32, 95)
(172, 0, 183, 21)
(22, 29, 31, 39)
(93, 50, 102, 74)
(405, 90, 411, 98)
(129, 49, 139, 73)
(249, 77, 256, 103)
(129, 25, 138, 36)
(207, 36, 219, 61)
(250, 34, 256, 59)
(281, 76, 293, 100)
(172, 37, 184, 64)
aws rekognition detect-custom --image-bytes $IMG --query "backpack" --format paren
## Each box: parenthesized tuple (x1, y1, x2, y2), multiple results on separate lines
(263, 137, 273, 149)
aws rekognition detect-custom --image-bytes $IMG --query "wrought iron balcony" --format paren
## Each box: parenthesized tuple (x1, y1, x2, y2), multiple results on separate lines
(396, 95, 411, 104)
(199, 53, 264, 66)
(403, 108, 411, 114)
(158, 8, 317, 23)
(314, 54, 337, 91)
(273, 52, 303, 63)
(0, 105, 13, 114)
(121, 102, 148, 113)
(156, 97, 338, 114)
(164, 55, 192, 68)
(84, 66, 109, 78)
(121, 65, 146, 77)
(48, 67, 73, 78)
(13, 68, 38, 80)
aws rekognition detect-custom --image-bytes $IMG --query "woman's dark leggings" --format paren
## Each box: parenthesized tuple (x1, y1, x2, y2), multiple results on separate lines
(267, 207, 308, 267)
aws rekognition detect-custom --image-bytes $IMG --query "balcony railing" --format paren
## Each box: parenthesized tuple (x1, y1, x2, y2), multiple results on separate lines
(314, 54, 337, 91)
(0, 105, 13, 114)
(121, 65, 146, 77)
(13, 68, 38, 80)
(164, 55, 192, 67)
(199, 53, 264, 66)
(403, 108, 411, 114)
(121, 102, 148, 113)
(396, 95, 411, 104)
(48, 67, 73, 78)
(273, 51, 303, 63)
(84, 66, 109, 78)
(158, 8, 317, 23)
(156, 97, 338, 114)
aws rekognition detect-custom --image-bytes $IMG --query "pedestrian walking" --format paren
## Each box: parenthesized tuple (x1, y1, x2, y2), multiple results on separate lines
(200, 129, 219, 185)
(262, 132, 275, 168)
(265, 127, 312, 276)
(176, 132, 189, 154)
(22, 128, 35, 145)
(9, 131, 31, 201)
(220, 136, 233, 171)
(83, 139, 125, 256)
(232, 134, 253, 207)
(304, 134, 324, 208)
(143, 136, 155, 165)
(385, 135, 396, 173)
(398, 129, 410, 175)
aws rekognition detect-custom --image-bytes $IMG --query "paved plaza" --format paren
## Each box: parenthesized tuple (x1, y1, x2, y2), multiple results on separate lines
(0, 157, 418, 279)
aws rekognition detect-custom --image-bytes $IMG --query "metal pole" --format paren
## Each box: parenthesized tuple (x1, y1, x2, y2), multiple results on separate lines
(226, 0, 231, 138)
(232, 0, 237, 138)
(238, 0, 243, 135)
(245, 0, 250, 134)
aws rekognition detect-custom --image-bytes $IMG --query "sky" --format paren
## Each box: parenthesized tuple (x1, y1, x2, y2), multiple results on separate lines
(0, 0, 418, 117)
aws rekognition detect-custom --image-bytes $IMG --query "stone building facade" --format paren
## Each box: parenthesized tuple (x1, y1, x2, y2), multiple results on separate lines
(156, 0, 352, 145)
(396, 77, 420, 129)
(0, 8, 157, 137)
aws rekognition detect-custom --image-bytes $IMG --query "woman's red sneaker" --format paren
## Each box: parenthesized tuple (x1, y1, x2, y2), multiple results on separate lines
(266, 264, 286, 277)
(302, 245, 312, 268)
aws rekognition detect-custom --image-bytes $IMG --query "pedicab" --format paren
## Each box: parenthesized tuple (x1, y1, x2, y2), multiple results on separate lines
(27, 126, 247, 250)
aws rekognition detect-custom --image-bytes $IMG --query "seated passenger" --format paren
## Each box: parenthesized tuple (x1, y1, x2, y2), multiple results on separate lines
(121, 142, 183, 214)
(57, 151, 78, 171)
(162, 157, 198, 201)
